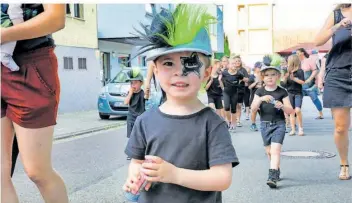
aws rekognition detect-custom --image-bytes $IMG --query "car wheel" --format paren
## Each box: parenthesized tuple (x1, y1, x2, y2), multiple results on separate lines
(99, 113, 110, 120)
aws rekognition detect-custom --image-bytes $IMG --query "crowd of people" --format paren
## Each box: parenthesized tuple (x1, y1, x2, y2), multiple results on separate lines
(205, 51, 322, 136)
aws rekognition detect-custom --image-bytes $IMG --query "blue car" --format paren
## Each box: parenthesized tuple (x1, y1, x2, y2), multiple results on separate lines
(98, 67, 162, 119)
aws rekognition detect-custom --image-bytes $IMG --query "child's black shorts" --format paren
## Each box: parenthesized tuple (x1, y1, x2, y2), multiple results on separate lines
(260, 121, 286, 146)
(208, 96, 223, 109)
(127, 115, 137, 138)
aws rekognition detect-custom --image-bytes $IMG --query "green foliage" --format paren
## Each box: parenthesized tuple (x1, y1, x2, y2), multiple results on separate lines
(224, 35, 231, 56)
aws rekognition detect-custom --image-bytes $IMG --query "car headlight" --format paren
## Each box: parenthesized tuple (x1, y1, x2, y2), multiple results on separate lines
(99, 92, 107, 99)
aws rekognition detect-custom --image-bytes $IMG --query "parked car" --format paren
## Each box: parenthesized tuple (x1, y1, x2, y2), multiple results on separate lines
(98, 67, 162, 119)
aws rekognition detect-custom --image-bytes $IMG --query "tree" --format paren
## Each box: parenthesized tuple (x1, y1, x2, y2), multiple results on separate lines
(224, 35, 231, 57)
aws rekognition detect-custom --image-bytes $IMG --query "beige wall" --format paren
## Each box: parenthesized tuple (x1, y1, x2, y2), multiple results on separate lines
(223, 0, 335, 65)
(53, 4, 98, 49)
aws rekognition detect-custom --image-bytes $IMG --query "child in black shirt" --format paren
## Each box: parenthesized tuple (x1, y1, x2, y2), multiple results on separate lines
(124, 68, 146, 160)
(248, 61, 264, 131)
(219, 57, 244, 131)
(205, 59, 223, 116)
(281, 55, 305, 136)
(123, 5, 239, 203)
(251, 64, 294, 188)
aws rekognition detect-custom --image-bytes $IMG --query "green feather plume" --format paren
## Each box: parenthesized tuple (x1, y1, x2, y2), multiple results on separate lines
(156, 4, 217, 47)
(131, 67, 141, 78)
(270, 53, 283, 67)
(263, 54, 283, 67)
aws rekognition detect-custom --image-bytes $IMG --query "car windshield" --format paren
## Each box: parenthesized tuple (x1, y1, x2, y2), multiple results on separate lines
(110, 68, 148, 83)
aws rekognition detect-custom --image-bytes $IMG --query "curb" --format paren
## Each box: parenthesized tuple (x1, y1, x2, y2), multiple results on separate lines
(54, 122, 126, 141)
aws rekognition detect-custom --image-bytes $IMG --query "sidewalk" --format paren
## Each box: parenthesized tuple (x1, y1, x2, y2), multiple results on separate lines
(54, 110, 126, 140)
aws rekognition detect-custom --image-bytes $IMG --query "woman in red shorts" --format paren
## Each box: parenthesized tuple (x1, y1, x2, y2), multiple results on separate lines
(1, 4, 68, 203)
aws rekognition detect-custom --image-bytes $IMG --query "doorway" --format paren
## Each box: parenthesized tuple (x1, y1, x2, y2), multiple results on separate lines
(102, 52, 111, 86)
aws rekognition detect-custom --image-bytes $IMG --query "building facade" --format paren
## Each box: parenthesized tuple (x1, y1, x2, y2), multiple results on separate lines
(224, 0, 334, 66)
(52, 4, 100, 113)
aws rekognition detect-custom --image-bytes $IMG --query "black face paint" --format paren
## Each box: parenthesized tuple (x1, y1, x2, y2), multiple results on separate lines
(180, 52, 203, 78)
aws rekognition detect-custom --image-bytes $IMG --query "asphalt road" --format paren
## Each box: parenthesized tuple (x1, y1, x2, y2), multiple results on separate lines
(11, 97, 352, 203)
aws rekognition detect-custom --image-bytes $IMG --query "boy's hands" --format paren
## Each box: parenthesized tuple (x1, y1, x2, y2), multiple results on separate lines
(141, 156, 178, 184)
(129, 87, 135, 94)
(274, 101, 284, 109)
(122, 172, 141, 193)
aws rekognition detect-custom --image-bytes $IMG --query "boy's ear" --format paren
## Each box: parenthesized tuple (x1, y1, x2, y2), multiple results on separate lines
(203, 66, 211, 82)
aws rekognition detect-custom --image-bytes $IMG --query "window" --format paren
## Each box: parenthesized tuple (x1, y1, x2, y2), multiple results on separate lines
(64, 57, 73, 70)
(238, 30, 246, 53)
(118, 55, 130, 68)
(78, 58, 87, 70)
(111, 69, 148, 83)
(74, 4, 84, 19)
(66, 4, 71, 15)
(248, 5, 270, 28)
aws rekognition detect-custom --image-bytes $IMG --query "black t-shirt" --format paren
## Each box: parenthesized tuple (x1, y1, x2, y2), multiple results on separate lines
(237, 67, 249, 94)
(125, 107, 239, 203)
(285, 69, 305, 95)
(255, 86, 289, 122)
(128, 90, 146, 117)
(222, 69, 244, 95)
(206, 75, 223, 97)
(13, 4, 55, 55)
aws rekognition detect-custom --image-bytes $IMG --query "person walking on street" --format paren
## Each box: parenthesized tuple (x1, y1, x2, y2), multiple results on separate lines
(1, 4, 68, 203)
(280, 57, 291, 132)
(251, 64, 294, 188)
(233, 56, 249, 127)
(315, 3, 352, 180)
(248, 62, 263, 131)
(219, 56, 229, 118)
(124, 68, 147, 160)
(281, 55, 306, 136)
(205, 59, 224, 117)
(219, 56, 244, 131)
(296, 48, 324, 119)
(243, 66, 252, 120)
(220, 55, 229, 72)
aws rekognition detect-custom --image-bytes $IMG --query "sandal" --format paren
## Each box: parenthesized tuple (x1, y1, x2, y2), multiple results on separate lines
(289, 131, 295, 136)
(298, 128, 304, 136)
(315, 116, 324, 120)
(339, 165, 351, 180)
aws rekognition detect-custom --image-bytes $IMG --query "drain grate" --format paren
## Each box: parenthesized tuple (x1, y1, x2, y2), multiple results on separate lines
(281, 150, 336, 159)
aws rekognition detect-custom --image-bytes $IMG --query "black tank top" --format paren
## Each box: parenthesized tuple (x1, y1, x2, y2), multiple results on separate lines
(206, 75, 223, 97)
(13, 4, 55, 55)
(326, 9, 352, 69)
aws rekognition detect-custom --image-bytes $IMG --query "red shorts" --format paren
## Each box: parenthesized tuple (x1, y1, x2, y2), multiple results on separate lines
(1, 46, 60, 128)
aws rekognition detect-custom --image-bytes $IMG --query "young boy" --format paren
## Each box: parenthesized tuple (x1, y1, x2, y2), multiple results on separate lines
(123, 4, 239, 202)
(1, 4, 23, 71)
(251, 62, 294, 188)
(124, 68, 146, 160)
(248, 61, 263, 131)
